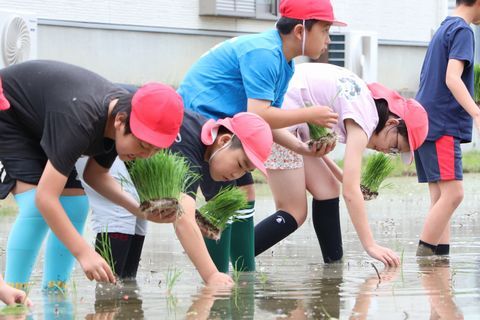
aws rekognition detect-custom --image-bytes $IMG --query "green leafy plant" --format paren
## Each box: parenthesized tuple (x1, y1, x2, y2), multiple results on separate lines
(128, 150, 200, 217)
(474, 63, 480, 103)
(0, 304, 29, 316)
(305, 88, 341, 146)
(165, 266, 182, 294)
(95, 228, 116, 276)
(196, 186, 247, 240)
(360, 153, 394, 200)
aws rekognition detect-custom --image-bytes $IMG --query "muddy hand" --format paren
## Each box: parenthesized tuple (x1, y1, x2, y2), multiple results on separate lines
(147, 206, 178, 223)
(310, 140, 336, 157)
(78, 247, 116, 284)
(365, 243, 400, 267)
(206, 272, 234, 288)
(309, 106, 338, 128)
(0, 282, 33, 307)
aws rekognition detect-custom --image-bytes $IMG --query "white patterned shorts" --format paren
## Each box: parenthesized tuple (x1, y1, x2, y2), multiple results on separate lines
(265, 142, 304, 170)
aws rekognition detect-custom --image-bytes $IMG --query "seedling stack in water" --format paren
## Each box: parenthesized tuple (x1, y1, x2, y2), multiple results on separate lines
(360, 153, 394, 200)
(195, 186, 248, 240)
(128, 150, 199, 219)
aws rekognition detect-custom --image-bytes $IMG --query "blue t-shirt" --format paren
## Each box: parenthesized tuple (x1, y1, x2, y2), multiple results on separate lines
(416, 16, 475, 143)
(177, 30, 294, 120)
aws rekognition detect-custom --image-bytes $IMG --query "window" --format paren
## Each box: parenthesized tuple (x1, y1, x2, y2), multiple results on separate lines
(199, 0, 279, 20)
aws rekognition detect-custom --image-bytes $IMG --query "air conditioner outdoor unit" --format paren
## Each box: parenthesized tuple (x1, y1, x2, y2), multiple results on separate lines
(0, 10, 37, 68)
(328, 31, 378, 83)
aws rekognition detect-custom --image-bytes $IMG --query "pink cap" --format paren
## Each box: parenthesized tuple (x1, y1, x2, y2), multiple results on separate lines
(367, 82, 429, 164)
(280, 0, 347, 26)
(130, 82, 184, 149)
(201, 112, 273, 176)
(0, 77, 10, 111)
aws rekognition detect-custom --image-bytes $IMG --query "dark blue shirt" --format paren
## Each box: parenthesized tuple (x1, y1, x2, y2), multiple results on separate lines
(416, 16, 475, 143)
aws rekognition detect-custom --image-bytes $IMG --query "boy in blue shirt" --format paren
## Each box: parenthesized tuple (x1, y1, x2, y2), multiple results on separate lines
(178, 0, 345, 272)
(415, 0, 480, 256)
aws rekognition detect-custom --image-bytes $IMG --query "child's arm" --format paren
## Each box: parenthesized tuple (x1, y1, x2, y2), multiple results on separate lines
(321, 155, 343, 183)
(446, 59, 480, 131)
(342, 120, 400, 266)
(248, 98, 338, 129)
(175, 194, 234, 286)
(82, 157, 144, 218)
(36, 161, 116, 283)
(0, 275, 32, 306)
(272, 128, 336, 157)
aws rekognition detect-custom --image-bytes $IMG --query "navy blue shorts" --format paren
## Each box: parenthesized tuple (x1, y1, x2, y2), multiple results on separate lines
(414, 136, 463, 183)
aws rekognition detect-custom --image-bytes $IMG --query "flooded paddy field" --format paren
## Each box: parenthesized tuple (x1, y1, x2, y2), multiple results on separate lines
(0, 175, 479, 319)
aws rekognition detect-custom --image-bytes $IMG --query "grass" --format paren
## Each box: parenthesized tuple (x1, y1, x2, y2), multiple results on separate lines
(0, 303, 29, 316)
(307, 123, 329, 140)
(475, 64, 480, 103)
(165, 266, 182, 294)
(360, 153, 395, 193)
(198, 186, 247, 230)
(127, 150, 200, 203)
(95, 228, 116, 276)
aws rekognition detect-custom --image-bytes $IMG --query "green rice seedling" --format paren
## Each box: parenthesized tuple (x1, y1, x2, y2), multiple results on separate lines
(360, 153, 394, 200)
(474, 64, 480, 103)
(128, 150, 200, 219)
(232, 257, 245, 286)
(195, 186, 247, 240)
(165, 266, 182, 294)
(95, 228, 116, 276)
(305, 88, 341, 149)
(0, 304, 29, 316)
(257, 272, 268, 285)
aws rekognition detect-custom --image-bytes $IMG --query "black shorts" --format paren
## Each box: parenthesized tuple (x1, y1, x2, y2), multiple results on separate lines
(0, 157, 82, 199)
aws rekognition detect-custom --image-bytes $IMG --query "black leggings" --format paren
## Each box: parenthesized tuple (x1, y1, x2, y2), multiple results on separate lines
(95, 233, 145, 279)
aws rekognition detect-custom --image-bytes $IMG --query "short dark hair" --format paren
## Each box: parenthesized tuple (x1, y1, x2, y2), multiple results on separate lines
(457, 0, 477, 6)
(111, 92, 134, 135)
(276, 17, 320, 35)
(373, 98, 408, 139)
(217, 126, 243, 149)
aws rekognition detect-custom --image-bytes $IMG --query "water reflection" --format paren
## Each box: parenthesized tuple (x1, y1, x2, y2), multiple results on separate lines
(0, 176, 479, 318)
(417, 257, 464, 320)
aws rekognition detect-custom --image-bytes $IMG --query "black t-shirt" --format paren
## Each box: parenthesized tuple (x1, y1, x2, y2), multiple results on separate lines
(169, 109, 210, 199)
(0, 60, 125, 176)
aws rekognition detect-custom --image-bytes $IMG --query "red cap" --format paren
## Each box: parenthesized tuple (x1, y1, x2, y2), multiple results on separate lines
(367, 82, 429, 165)
(201, 112, 273, 176)
(280, 0, 347, 26)
(0, 77, 10, 111)
(130, 83, 184, 148)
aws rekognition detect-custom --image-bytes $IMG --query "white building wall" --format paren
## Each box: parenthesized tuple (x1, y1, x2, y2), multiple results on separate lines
(1, 0, 447, 40)
(0, 0, 450, 91)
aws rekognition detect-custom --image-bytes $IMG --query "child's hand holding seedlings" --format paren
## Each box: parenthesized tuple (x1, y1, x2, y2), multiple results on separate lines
(76, 247, 116, 283)
(365, 243, 400, 267)
(0, 279, 32, 307)
(205, 272, 234, 287)
(307, 105, 339, 128)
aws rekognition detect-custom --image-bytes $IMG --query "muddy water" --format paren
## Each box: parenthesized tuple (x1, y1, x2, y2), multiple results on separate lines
(0, 175, 479, 319)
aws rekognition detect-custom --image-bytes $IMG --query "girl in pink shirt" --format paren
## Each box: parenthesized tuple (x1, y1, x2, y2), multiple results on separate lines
(255, 63, 429, 266)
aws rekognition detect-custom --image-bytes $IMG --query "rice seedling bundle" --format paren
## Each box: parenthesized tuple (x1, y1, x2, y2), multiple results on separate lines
(360, 153, 394, 200)
(195, 186, 247, 240)
(128, 150, 199, 219)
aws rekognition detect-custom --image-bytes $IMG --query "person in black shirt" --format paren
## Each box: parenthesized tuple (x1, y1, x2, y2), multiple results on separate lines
(77, 110, 273, 286)
(0, 60, 183, 290)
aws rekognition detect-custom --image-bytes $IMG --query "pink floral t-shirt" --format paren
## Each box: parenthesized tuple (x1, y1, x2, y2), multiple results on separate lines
(283, 63, 379, 143)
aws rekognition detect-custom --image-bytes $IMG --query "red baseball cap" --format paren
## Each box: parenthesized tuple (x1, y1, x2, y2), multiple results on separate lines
(280, 0, 347, 26)
(201, 112, 273, 176)
(130, 82, 184, 149)
(0, 77, 10, 111)
(367, 82, 428, 165)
